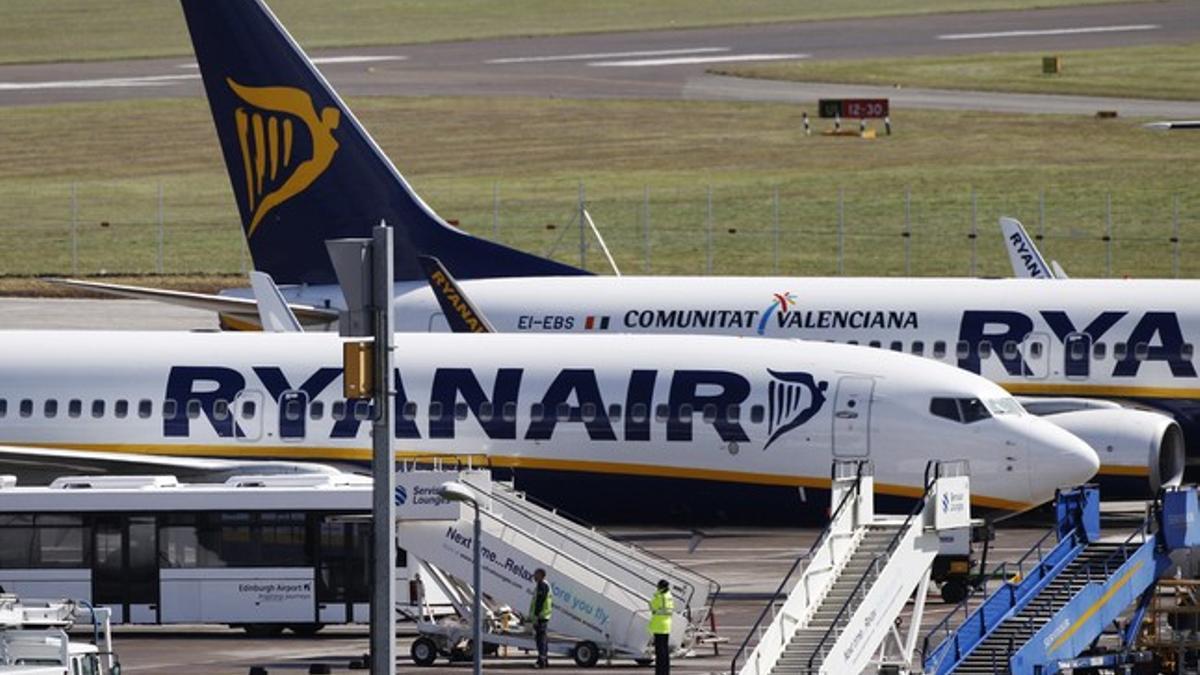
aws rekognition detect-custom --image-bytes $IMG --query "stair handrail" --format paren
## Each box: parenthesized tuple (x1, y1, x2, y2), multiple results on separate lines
(484, 477, 722, 617)
(728, 460, 870, 675)
(804, 459, 944, 674)
(920, 523, 1084, 674)
(456, 478, 713, 616)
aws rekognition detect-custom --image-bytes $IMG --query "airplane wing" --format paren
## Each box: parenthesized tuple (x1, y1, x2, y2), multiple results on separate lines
(1050, 260, 1070, 279)
(1145, 121, 1200, 130)
(0, 444, 351, 485)
(999, 217, 1056, 279)
(44, 277, 339, 329)
(417, 255, 495, 333)
(249, 271, 304, 332)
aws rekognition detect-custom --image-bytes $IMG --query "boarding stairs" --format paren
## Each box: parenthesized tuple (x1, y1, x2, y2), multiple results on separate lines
(394, 465, 716, 665)
(922, 485, 1200, 675)
(732, 460, 971, 675)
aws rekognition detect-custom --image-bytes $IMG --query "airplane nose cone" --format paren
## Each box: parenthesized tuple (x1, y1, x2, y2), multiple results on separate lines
(1030, 421, 1100, 503)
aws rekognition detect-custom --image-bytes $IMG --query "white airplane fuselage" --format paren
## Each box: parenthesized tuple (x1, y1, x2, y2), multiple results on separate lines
(0, 331, 1096, 521)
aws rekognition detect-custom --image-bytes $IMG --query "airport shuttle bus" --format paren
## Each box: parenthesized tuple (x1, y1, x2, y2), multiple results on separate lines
(0, 472, 423, 633)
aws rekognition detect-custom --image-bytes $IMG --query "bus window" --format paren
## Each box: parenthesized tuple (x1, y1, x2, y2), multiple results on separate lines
(0, 514, 88, 568)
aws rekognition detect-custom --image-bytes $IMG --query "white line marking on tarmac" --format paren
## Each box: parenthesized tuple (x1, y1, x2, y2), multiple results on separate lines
(0, 73, 200, 91)
(590, 53, 808, 67)
(176, 55, 406, 68)
(938, 24, 1159, 40)
(487, 47, 728, 64)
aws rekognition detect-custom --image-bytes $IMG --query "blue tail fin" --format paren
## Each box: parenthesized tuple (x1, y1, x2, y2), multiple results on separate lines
(179, 0, 588, 284)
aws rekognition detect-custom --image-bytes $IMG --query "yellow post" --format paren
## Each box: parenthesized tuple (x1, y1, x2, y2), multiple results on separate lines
(343, 339, 374, 398)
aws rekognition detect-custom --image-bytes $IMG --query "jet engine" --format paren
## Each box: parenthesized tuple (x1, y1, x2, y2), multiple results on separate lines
(1034, 406, 1185, 492)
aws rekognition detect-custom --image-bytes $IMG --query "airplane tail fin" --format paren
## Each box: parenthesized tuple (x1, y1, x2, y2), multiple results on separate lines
(179, 0, 587, 284)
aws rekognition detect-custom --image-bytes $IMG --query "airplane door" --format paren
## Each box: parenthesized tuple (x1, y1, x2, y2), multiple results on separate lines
(1063, 332, 1091, 380)
(279, 390, 309, 441)
(1022, 332, 1052, 380)
(832, 376, 873, 457)
(233, 390, 264, 442)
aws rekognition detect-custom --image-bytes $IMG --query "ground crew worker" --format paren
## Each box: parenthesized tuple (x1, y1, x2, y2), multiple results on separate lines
(649, 579, 674, 674)
(530, 568, 552, 669)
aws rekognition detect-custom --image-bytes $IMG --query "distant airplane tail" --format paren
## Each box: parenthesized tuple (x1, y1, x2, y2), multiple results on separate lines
(179, 0, 587, 284)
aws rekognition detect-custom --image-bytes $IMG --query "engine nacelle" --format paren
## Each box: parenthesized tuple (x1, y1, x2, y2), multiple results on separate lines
(1041, 408, 1185, 492)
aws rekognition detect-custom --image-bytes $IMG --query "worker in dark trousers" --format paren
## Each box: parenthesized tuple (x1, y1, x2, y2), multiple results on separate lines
(649, 579, 674, 674)
(529, 568, 552, 669)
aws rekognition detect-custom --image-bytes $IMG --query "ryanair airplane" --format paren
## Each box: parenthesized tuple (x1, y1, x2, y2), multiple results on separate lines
(0, 331, 1098, 520)
(60, 0, 1190, 499)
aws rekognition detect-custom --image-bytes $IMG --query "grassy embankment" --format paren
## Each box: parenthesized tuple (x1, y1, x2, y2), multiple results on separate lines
(1, 95, 1198, 294)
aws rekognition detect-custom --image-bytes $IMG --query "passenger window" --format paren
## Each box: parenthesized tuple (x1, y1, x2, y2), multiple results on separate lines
(1002, 341, 1019, 360)
(1184, 343, 1195, 360)
(530, 403, 544, 422)
(677, 404, 693, 421)
(978, 342, 993, 359)
(186, 400, 201, 419)
(581, 403, 597, 423)
(932, 341, 946, 359)
(702, 404, 718, 423)
(1070, 340, 1086, 360)
(502, 402, 517, 422)
(44, 400, 57, 418)
(555, 402, 570, 419)
(847, 340, 859, 346)
(403, 401, 419, 422)
(1029, 341, 1043, 359)
(930, 398, 960, 422)
(655, 404, 670, 422)
(478, 402, 494, 422)
(353, 400, 372, 421)
(1134, 342, 1149, 361)
(68, 399, 82, 418)
(750, 405, 765, 424)
(114, 400, 128, 419)
(911, 341, 924, 356)
(1093, 342, 1106, 360)
(309, 401, 324, 420)
(868, 340, 881, 349)
(630, 403, 648, 423)
(956, 341, 970, 359)
(91, 400, 105, 419)
(427, 401, 442, 421)
(19, 399, 33, 418)
(727, 404, 741, 422)
(454, 403, 469, 421)
(138, 400, 153, 418)
(284, 398, 302, 421)
(1114, 342, 1127, 360)
(331, 400, 346, 421)
(240, 400, 256, 419)
(889, 341, 903, 352)
(607, 404, 622, 421)
(0, 399, 6, 418)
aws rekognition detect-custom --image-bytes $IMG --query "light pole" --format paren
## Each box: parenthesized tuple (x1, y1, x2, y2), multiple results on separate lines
(440, 481, 482, 675)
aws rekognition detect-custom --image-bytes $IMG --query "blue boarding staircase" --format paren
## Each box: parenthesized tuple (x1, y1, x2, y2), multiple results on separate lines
(922, 485, 1200, 675)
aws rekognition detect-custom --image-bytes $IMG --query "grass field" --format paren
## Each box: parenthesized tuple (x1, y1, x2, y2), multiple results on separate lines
(1, 96, 1199, 283)
(0, 0, 1154, 65)
(713, 42, 1200, 101)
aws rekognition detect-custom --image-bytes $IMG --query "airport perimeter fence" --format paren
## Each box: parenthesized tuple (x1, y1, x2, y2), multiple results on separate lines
(2, 180, 1199, 280)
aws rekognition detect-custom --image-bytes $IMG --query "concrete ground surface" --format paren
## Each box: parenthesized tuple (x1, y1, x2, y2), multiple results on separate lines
(95, 525, 1087, 674)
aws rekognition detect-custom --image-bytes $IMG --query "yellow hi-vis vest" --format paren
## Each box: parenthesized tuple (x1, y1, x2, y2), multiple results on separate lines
(529, 581, 552, 621)
(648, 589, 673, 635)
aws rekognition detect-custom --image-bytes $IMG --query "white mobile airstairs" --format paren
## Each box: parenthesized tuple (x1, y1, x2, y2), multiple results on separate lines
(394, 463, 720, 667)
(732, 460, 971, 675)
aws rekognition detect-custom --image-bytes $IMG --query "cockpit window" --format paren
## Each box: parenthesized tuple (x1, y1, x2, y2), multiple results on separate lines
(929, 397, 993, 424)
(986, 397, 1024, 416)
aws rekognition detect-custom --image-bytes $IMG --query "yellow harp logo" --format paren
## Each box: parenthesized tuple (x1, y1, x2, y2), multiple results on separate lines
(227, 78, 341, 236)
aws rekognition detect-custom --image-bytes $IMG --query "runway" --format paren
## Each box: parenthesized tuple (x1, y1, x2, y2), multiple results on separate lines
(1, 1, 1196, 116)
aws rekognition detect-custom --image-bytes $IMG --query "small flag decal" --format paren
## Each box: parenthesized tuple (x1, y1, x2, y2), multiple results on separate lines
(584, 316, 611, 330)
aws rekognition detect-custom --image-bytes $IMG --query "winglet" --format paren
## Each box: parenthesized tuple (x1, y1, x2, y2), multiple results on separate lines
(999, 217, 1056, 280)
(417, 255, 494, 333)
(249, 271, 304, 332)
